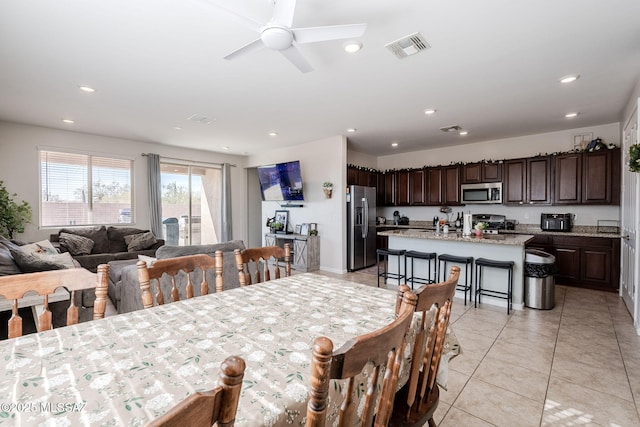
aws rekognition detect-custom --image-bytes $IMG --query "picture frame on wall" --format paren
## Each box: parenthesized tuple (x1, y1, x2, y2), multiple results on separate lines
(300, 223, 309, 235)
(295, 224, 301, 234)
(573, 132, 593, 151)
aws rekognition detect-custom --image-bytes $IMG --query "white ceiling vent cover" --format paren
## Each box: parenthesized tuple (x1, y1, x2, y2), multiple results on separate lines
(386, 32, 431, 59)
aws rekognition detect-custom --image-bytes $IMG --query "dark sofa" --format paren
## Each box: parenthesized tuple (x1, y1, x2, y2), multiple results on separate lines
(50, 226, 164, 306)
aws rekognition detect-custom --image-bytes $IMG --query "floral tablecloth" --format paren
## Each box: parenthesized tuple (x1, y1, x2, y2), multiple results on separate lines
(0, 273, 428, 426)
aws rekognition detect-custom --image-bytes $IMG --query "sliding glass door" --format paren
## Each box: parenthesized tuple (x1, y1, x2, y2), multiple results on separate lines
(160, 163, 221, 246)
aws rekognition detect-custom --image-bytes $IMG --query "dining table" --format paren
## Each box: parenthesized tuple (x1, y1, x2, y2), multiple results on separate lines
(0, 272, 455, 426)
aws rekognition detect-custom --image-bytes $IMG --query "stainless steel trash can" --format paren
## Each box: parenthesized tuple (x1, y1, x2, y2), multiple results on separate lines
(524, 249, 556, 309)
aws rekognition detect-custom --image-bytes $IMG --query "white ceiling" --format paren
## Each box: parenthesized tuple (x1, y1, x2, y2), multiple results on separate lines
(1, 0, 639, 157)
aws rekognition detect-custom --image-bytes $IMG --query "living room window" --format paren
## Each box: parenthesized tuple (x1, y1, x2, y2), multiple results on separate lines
(39, 150, 133, 227)
(160, 162, 221, 246)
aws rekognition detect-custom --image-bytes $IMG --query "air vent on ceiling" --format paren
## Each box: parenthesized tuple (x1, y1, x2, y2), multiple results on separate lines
(440, 125, 463, 133)
(187, 113, 214, 125)
(385, 32, 431, 59)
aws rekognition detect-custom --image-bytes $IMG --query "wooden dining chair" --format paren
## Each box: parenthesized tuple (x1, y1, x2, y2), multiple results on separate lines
(147, 355, 246, 427)
(0, 265, 108, 339)
(306, 290, 418, 427)
(234, 243, 291, 286)
(137, 252, 223, 309)
(390, 266, 460, 427)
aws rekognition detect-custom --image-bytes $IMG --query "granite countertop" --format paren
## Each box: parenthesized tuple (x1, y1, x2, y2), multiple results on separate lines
(377, 229, 534, 246)
(377, 222, 621, 239)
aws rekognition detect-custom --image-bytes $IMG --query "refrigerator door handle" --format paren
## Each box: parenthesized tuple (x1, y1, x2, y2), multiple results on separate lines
(362, 197, 368, 238)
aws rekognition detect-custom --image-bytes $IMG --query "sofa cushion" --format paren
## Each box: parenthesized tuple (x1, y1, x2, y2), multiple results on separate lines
(9, 248, 66, 273)
(107, 227, 150, 253)
(59, 226, 109, 254)
(19, 240, 58, 257)
(124, 231, 158, 251)
(59, 232, 95, 256)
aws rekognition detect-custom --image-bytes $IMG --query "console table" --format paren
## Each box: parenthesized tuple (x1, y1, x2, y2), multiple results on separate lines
(264, 233, 319, 272)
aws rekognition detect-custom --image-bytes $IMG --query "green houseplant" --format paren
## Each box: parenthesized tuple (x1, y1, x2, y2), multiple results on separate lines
(630, 144, 640, 173)
(0, 181, 32, 239)
(323, 181, 333, 198)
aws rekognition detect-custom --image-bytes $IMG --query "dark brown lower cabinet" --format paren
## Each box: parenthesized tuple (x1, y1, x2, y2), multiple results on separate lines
(526, 234, 620, 292)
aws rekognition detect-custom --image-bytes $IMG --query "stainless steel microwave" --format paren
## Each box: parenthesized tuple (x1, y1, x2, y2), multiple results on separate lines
(461, 182, 502, 204)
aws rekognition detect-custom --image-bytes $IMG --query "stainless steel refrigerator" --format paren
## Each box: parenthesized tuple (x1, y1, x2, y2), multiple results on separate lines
(347, 185, 377, 271)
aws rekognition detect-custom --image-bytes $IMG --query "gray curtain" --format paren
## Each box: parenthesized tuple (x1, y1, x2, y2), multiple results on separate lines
(147, 153, 163, 237)
(221, 163, 232, 241)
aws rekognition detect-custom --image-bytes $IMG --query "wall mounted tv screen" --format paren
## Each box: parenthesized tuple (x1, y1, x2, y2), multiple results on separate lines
(257, 160, 304, 201)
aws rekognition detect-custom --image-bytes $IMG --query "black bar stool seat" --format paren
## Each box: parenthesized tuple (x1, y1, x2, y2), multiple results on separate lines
(474, 257, 515, 314)
(404, 250, 437, 289)
(377, 249, 406, 287)
(438, 254, 474, 305)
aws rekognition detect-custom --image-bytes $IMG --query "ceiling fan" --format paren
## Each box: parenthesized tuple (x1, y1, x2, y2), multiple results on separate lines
(203, 0, 367, 73)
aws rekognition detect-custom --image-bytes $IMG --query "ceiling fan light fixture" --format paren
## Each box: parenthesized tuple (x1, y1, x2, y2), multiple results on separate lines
(560, 74, 580, 84)
(343, 41, 362, 53)
(261, 26, 293, 51)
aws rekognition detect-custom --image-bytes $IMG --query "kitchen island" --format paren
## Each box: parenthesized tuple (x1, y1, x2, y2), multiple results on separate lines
(377, 229, 534, 310)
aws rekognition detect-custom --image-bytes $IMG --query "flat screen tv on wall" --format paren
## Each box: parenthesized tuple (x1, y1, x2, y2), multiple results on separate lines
(257, 160, 304, 201)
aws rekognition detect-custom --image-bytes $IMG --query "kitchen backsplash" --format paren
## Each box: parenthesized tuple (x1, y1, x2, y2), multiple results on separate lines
(379, 204, 619, 227)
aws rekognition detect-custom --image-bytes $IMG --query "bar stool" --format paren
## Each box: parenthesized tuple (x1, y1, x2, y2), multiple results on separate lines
(404, 250, 437, 289)
(438, 254, 474, 305)
(377, 249, 406, 287)
(474, 258, 515, 314)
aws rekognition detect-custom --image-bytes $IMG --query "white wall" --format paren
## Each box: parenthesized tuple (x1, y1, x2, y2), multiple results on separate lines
(0, 121, 247, 243)
(247, 136, 347, 273)
(347, 148, 377, 169)
(375, 123, 621, 226)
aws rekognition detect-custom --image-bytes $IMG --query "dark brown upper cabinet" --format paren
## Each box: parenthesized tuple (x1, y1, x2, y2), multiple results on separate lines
(395, 171, 410, 206)
(409, 169, 426, 205)
(554, 148, 620, 205)
(504, 157, 551, 205)
(461, 162, 502, 184)
(442, 165, 462, 205)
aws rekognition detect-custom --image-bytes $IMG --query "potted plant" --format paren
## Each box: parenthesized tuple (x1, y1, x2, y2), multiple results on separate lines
(323, 181, 333, 198)
(0, 181, 32, 239)
(474, 221, 487, 237)
(629, 144, 640, 173)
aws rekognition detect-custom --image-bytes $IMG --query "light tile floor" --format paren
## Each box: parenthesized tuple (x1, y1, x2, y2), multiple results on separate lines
(316, 268, 640, 427)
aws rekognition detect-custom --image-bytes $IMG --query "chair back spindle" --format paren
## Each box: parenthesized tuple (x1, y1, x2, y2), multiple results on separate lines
(234, 244, 291, 286)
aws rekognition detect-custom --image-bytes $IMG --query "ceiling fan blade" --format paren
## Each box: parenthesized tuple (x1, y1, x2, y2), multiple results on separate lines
(224, 38, 265, 61)
(195, 0, 262, 32)
(272, 0, 296, 28)
(293, 23, 367, 44)
(280, 45, 313, 73)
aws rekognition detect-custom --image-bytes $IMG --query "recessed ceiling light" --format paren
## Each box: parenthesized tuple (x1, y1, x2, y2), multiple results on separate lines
(424, 108, 437, 115)
(560, 74, 580, 84)
(346, 128, 357, 133)
(565, 112, 579, 118)
(391, 142, 399, 147)
(459, 130, 469, 136)
(343, 41, 362, 53)
(268, 132, 278, 137)
(222, 146, 229, 150)
(173, 126, 182, 130)
(78, 85, 96, 93)
(62, 119, 75, 124)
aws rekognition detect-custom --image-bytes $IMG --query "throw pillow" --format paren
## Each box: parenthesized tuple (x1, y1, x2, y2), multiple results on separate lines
(9, 248, 66, 273)
(40, 252, 76, 269)
(19, 240, 58, 257)
(59, 232, 95, 256)
(124, 232, 158, 252)
(0, 246, 21, 276)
